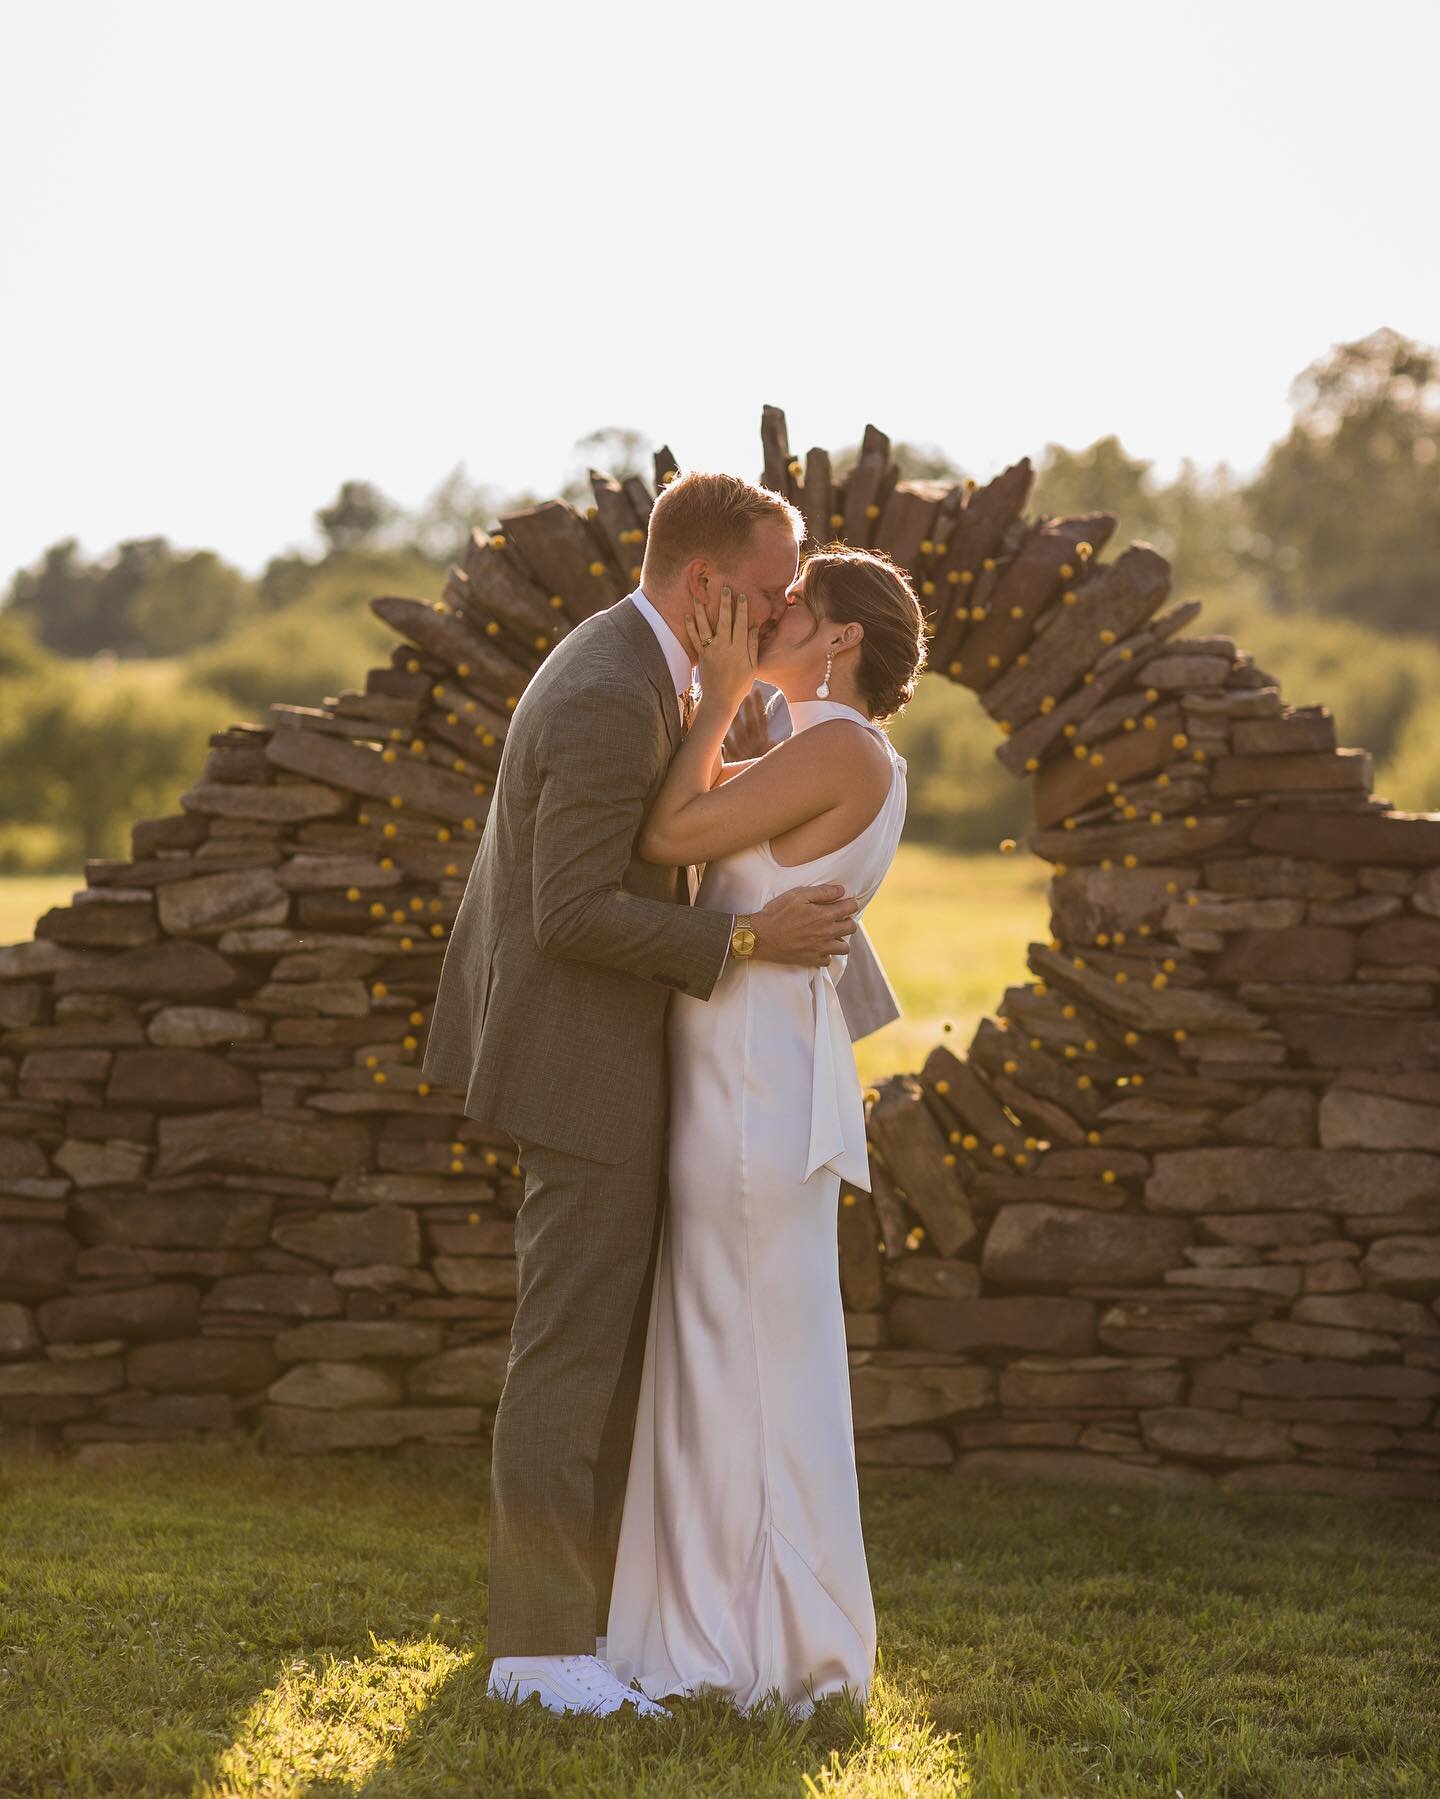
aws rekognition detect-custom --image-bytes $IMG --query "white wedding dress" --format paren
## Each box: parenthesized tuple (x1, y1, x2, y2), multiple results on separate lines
(605, 699, 908, 1717)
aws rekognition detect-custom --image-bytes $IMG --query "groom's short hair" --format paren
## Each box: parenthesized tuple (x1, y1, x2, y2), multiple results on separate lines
(642, 470, 805, 585)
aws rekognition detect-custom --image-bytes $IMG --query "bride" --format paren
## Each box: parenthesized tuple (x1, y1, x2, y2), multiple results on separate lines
(604, 543, 926, 1717)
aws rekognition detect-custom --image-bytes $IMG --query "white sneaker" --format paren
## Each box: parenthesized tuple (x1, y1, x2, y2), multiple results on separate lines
(487, 1652, 671, 1717)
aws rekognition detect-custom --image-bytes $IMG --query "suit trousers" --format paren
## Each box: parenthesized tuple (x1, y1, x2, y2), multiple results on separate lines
(487, 1113, 668, 1657)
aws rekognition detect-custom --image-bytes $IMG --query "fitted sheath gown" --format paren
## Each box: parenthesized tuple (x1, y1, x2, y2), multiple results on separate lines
(605, 699, 908, 1717)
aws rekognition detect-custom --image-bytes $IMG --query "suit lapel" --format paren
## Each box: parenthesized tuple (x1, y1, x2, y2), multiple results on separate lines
(610, 595, 682, 757)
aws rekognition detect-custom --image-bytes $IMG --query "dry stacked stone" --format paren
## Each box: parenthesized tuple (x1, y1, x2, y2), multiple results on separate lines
(2, 407, 1438, 1496)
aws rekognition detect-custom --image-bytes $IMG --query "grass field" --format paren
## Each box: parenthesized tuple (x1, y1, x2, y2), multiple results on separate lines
(1, 1443, 1435, 1797)
(0, 844, 1049, 1093)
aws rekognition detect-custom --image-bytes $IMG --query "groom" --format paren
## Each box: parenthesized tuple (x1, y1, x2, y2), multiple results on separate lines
(422, 470, 892, 1715)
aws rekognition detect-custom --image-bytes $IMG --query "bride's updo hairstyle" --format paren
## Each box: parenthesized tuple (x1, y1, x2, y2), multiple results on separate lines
(797, 544, 929, 723)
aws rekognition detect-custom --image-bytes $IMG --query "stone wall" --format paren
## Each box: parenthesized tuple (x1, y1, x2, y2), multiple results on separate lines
(2, 408, 1438, 1495)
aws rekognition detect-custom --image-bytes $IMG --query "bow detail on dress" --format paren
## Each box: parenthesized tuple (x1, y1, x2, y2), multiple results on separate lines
(803, 961, 871, 1188)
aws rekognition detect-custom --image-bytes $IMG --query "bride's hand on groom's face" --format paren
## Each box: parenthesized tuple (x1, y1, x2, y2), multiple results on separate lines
(685, 586, 758, 716)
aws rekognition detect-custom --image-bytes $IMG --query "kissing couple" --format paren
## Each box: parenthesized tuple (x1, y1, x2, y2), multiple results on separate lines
(422, 469, 928, 1719)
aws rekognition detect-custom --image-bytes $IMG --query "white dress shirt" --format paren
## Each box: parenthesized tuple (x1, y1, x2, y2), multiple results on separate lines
(630, 587, 735, 969)
(631, 586, 697, 728)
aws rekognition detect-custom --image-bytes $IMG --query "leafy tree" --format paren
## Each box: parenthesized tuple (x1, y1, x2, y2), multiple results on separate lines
(315, 480, 402, 555)
(4, 535, 172, 657)
(1248, 327, 1440, 630)
(125, 550, 258, 654)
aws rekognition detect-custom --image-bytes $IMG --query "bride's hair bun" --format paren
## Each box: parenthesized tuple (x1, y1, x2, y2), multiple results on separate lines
(797, 544, 929, 722)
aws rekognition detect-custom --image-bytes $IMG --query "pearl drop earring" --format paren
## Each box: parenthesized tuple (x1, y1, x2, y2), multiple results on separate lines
(816, 650, 832, 698)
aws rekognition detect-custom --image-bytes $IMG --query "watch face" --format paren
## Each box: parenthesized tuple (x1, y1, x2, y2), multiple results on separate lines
(733, 926, 757, 956)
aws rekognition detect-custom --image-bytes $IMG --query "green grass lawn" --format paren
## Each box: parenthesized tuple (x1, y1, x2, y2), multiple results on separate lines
(850, 842, 1048, 1087)
(0, 1443, 1435, 1797)
(0, 844, 1049, 1093)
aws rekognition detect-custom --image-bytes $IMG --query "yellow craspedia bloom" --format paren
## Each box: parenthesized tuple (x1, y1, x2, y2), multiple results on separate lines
(1010, 605, 1024, 620)
(406, 658, 420, 673)
(1059, 562, 1074, 578)
(981, 556, 996, 571)
(959, 568, 974, 583)
(550, 594, 565, 609)
(374, 1070, 387, 1084)
(922, 580, 936, 596)
(437, 827, 451, 842)
(379, 857, 394, 870)
(841, 1190, 857, 1207)
(961, 1133, 978, 1150)
(430, 923, 444, 937)
(400, 936, 413, 951)
(1062, 590, 1077, 605)
(1102, 1169, 1116, 1183)
(381, 749, 396, 764)
(417, 1081, 431, 1096)
(947, 569, 962, 584)
(1040, 696, 1055, 713)
(409, 895, 424, 911)
(346, 886, 361, 902)
(457, 662, 471, 677)
(943, 1153, 957, 1168)
(829, 512, 844, 528)
(403, 1035, 418, 1051)
(1152, 972, 1168, 989)
(865, 503, 880, 519)
(451, 1161, 465, 1174)
(1025, 756, 1039, 771)
(369, 902, 385, 918)
(1173, 1028, 1186, 1042)
(463, 816, 478, 830)
(486, 620, 501, 636)
(948, 660, 962, 676)
(934, 1078, 950, 1094)
(364, 1054, 378, 1069)
(588, 560, 605, 576)
(1003, 1058, 1018, 1073)
(390, 794, 404, 809)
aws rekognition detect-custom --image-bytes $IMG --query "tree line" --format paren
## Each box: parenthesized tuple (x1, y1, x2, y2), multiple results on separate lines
(1, 328, 1437, 871)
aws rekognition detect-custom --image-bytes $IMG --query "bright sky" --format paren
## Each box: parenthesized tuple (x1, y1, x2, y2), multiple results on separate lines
(2, 0, 1435, 585)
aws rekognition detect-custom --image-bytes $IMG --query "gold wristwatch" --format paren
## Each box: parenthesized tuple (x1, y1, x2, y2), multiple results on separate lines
(730, 914, 757, 958)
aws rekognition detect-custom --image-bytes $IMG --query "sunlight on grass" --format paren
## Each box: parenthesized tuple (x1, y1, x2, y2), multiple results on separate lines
(2, 1444, 1434, 1795)
(207, 1635, 467, 1794)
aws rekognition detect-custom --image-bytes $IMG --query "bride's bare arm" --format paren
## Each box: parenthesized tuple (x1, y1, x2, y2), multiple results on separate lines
(640, 716, 884, 865)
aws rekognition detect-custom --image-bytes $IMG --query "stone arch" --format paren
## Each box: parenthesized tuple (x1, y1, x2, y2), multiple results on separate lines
(1, 407, 1438, 1496)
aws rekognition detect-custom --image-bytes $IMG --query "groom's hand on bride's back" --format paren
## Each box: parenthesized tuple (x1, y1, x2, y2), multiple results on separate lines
(751, 883, 859, 968)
